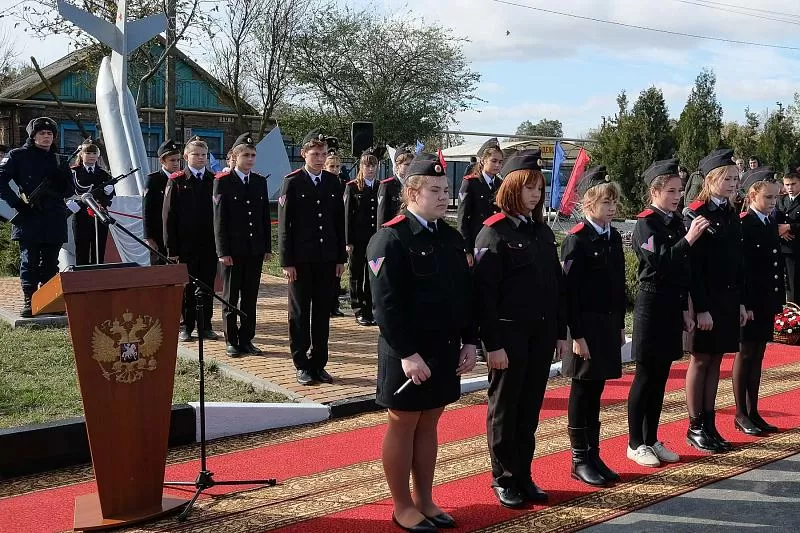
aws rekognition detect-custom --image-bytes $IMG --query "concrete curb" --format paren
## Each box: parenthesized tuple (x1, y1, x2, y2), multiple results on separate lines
(0, 306, 68, 328)
(189, 401, 331, 441)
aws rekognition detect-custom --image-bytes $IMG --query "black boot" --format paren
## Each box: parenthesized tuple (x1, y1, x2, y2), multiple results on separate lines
(589, 422, 620, 482)
(705, 411, 733, 451)
(686, 413, 722, 453)
(19, 291, 33, 318)
(568, 426, 608, 486)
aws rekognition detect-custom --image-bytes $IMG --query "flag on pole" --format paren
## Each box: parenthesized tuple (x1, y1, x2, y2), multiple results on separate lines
(558, 148, 590, 216)
(415, 140, 424, 154)
(550, 141, 565, 209)
(209, 152, 222, 173)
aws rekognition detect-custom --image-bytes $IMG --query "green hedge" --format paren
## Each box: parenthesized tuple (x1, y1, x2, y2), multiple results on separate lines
(0, 224, 19, 276)
(624, 248, 639, 308)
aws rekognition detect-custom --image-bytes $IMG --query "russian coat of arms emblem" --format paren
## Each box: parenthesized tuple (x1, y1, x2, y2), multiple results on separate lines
(91, 310, 163, 384)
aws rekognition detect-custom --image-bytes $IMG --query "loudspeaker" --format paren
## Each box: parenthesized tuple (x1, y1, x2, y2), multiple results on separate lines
(351, 121, 374, 157)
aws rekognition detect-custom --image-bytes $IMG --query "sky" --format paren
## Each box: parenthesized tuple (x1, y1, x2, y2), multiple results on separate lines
(2, 0, 799, 140)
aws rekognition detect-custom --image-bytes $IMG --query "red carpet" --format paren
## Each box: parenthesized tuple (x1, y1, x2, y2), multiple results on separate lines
(2, 344, 800, 533)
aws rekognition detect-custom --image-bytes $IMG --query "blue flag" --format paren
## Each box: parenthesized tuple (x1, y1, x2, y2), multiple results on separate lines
(550, 141, 565, 209)
(209, 152, 222, 173)
(415, 140, 424, 154)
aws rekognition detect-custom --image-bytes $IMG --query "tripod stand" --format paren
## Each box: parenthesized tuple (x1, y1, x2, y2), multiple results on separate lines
(82, 198, 277, 521)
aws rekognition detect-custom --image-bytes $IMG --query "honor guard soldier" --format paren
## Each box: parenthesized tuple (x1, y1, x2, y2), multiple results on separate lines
(376, 146, 415, 226)
(472, 149, 569, 508)
(458, 137, 504, 267)
(367, 153, 477, 532)
(776, 168, 800, 302)
(560, 166, 626, 486)
(734, 168, 783, 435)
(278, 128, 346, 385)
(143, 139, 181, 264)
(345, 150, 380, 326)
(684, 148, 747, 454)
(163, 136, 219, 342)
(213, 133, 271, 357)
(71, 139, 114, 265)
(0, 117, 75, 317)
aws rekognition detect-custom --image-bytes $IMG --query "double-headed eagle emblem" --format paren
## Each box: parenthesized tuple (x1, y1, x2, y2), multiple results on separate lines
(91, 311, 163, 384)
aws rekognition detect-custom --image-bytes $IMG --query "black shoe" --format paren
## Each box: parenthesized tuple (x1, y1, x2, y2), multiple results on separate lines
(589, 422, 620, 482)
(179, 330, 193, 342)
(226, 343, 244, 358)
(356, 315, 373, 326)
(391, 513, 436, 532)
(240, 341, 263, 355)
(331, 308, 345, 317)
(296, 369, 315, 385)
(424, 512, 456, 528)
(750, 412, 778, 433)
(705, 411, 734, 451)
(569, 426, 609, 486)
(518, 479, 548, 502)
(200, 329, 219, 340)
(686, 413, 723, 453)
(316, 368, 334, 384)
(19, 305, 32, 318)
(734, 415, 764, 436)
(491, 486, 525, 508)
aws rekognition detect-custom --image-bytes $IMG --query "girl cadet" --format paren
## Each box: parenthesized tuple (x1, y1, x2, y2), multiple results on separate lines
(627, 159, 710, 468)
(472, 149, 569, 509)
(560, 166, 626, 486)
(685, 148, 748, 454)
(344, 151, 379, 326)
(734, 167, 784, 435)
(367, 154, 477, 532)
(71, 139, 115, 265)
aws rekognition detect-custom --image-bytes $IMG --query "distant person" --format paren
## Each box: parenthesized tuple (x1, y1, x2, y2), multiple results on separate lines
(377, 147, 414, 226)
(749, 156, 760, 170)
(324, 153, 346, 318)
(677, 165, 690, 211)
(683, 168, 704, 204)
(463, 156, 478, 177)
(735, 158, 745, 178)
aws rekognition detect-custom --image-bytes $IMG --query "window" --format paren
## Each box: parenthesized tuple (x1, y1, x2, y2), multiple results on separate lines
(60, 122, 97, 155)
(140, 126, 164, 157)
(188, 128, 224, 161)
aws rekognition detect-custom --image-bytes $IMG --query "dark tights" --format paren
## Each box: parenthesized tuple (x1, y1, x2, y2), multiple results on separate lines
(628, 359, 672, 448)
(685, 353, 723, 417)
(733, 341, 767, 418)
(568, 379, 606, 428)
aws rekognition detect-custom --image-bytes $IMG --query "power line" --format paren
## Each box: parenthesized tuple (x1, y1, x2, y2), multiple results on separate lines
(491, 0, 800, 51)
(676, 0, 800, 19)
(669, 0, 800, 25)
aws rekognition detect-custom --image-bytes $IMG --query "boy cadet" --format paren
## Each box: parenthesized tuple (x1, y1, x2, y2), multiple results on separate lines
(777, 169, 800, 302)
(163, 136, 219, 342)
(278, 128, 346, 385)
(213, 133, 271, 357)
(143, 139, 181, 263)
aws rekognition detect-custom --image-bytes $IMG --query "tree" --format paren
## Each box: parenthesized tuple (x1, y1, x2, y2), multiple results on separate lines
(757, 103, 800, 172)
(513, 118, 563, 138)
(722, 107, 759, 161)
(675, 68, 723, 172)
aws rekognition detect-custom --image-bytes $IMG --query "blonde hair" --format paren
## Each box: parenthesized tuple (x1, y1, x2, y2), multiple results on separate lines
(582, 182, 621, 215)
(401, 174, 446, 213)
(232, 143, 256, 157)
(495, 169, 545, 222)
(184, 139, 208, 154)
(325, 154, 341, 167)
(395, 152, 414, 166)
(355, 153, 378, 191)
(698, 165, 735, 202)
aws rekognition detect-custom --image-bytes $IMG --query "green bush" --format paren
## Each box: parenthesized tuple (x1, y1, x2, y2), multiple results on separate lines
(624, 248, 639, 307)
(0, 224, 19, 276)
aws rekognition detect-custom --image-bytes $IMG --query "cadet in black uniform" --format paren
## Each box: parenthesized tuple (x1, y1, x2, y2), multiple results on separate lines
(458, 138, 503, 267)
(376, 147, 414, 226)
(143, 139, 181, 264)
(685, 148, 748, 454)
(472, 149, 569, 508)
(213, 133, 272, 357)
(71, 139, 114, 265)
(560, 166, 626, 486)
(344, 151, 379, 326)
(163, 136, 219, 342)
(776, 170, 800, 302)
(0, 117, 74, 317)
(324, 153, 346, 318)
(367, 154, 477, 532)
(627, 159, 709, 468)
(734, 168, 783, 435)
(278, 129, 346, 386)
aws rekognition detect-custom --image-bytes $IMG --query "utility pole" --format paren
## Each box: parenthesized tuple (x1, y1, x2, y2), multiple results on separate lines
(165, 0, 177, 142)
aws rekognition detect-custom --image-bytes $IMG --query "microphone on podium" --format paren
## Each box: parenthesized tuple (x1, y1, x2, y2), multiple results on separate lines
(81, 192, 112, 225)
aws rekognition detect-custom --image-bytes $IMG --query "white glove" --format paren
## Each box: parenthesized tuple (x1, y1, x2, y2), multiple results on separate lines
(103, 184, 115, 195)
(66, 199, 81, 214)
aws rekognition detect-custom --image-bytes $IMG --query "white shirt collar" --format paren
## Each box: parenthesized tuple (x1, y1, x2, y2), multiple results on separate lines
(482, 171, 494, 186)
(408, 208, 436, 231)
(305, 166, 322, 180)
(188, 166, 204, 177)
(234, 168, 249, 183)
(711, 196, 728, 207)
(586, 217, 609, 236)
(751, 207, 770, 224)
(365, 178, 375, 187)
(162, 167, 172, 176)
(84, 165, 94, 172)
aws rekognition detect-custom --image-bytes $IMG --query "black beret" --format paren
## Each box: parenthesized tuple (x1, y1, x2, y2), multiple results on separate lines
(406, 153, 446, 178)
(232, 132, 256, 150)
(578, 166, 610, 196)
(699, 148, 735, 176)
(187, 135, 203, 143)
(741, 166, 775, 192)
(79, 137, 99, 150)
(394, 145, 414, 161)
(157, 138, 180, 158)
(477, 137, 501, 158)
(26, 116, 58, 136)
(302, 128, 328, 146)
(643, 158, 679, 186)
(363, 145, 387, 159)
(500, 149, 542, 175)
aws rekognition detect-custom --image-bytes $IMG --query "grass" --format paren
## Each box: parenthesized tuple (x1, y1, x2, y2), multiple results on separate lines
(0, 323, 292, 429)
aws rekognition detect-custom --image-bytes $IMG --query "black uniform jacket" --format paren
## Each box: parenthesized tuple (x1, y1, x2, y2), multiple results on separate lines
(457, 173, 502, 251)
(367, 211, 478, 360)
(143, 169, 170, 245)
(277, 167, 346, 266)
(472, 212, 567, 352)
(162, 168, 216, 258)
(71, 165, 114, 207)
(633, 207, 691, 305)
(0, 139, 73, 244)
(344, 179, 378, 245)
(740, 209, 784, 320)
(376, 175, 402, 227)
(776, 194, 800, 255)
(213, 170, 271, 258)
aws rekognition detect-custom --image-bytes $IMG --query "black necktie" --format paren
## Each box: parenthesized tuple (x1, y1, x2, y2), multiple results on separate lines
(600, 232, 609, 241)
(428, 221, 437, 234)
(243, 175, 249, 186)
(196, 172, 203, 182)
(87, 167, 94, 174)
(313, 175, 320, 187)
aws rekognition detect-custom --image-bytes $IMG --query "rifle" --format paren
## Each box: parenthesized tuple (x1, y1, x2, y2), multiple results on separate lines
(9, 176, 71, 224)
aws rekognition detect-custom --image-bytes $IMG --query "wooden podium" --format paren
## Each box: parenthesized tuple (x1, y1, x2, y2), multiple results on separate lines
(33, 264, 190, 531)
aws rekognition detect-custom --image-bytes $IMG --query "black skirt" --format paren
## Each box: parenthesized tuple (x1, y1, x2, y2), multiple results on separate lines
(632, 288, 684, 363)
(562, 311, 623, 380)
(741, 303, 777, 343)
(376, 334, 461, 411)
(693, 289, 741, 354)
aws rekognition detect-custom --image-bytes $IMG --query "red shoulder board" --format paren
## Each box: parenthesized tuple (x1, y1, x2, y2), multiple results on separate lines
(168, 170, 183, 180)
(463, 175, 478, 180)
(380, 177, 395, 184)
(214, 171, 229, 179)
(70, 164, 80, 169)
(346, 179, 357, 185)
(484, 212, 506, 226)
(286, 168, 303, 177)
(637, 208, 655, 218)
(688, 199, 705, 211)
(568, 222, 585, 234)
(739, 211, 748, 219)
(382, 214, 406, 227)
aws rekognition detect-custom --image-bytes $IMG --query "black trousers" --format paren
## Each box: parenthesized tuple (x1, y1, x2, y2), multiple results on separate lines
(487, 320, 555, 488)
(222, 255, 264, 346)
(627, 358, 673, 448)
(785, 254, 800, 303)
(180, 253, 218, 333)
(568, 379, 606, 428)
(73, 211, 108, 266)
(348, 240, 372, 316)
(288, 261, 337, 371)
(19, 240, 61, 295)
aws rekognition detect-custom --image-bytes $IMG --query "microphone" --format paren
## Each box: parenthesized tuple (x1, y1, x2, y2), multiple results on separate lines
(682, 207, 716, 235)
(80, 192, 112, 225)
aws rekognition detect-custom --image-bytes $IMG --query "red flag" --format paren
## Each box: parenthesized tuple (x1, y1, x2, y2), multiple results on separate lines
(437, 149, 447, 170)
(558, 148, 590, 216)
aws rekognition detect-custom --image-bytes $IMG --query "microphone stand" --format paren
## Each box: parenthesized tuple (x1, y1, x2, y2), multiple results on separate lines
(80, 198, 277, 522)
